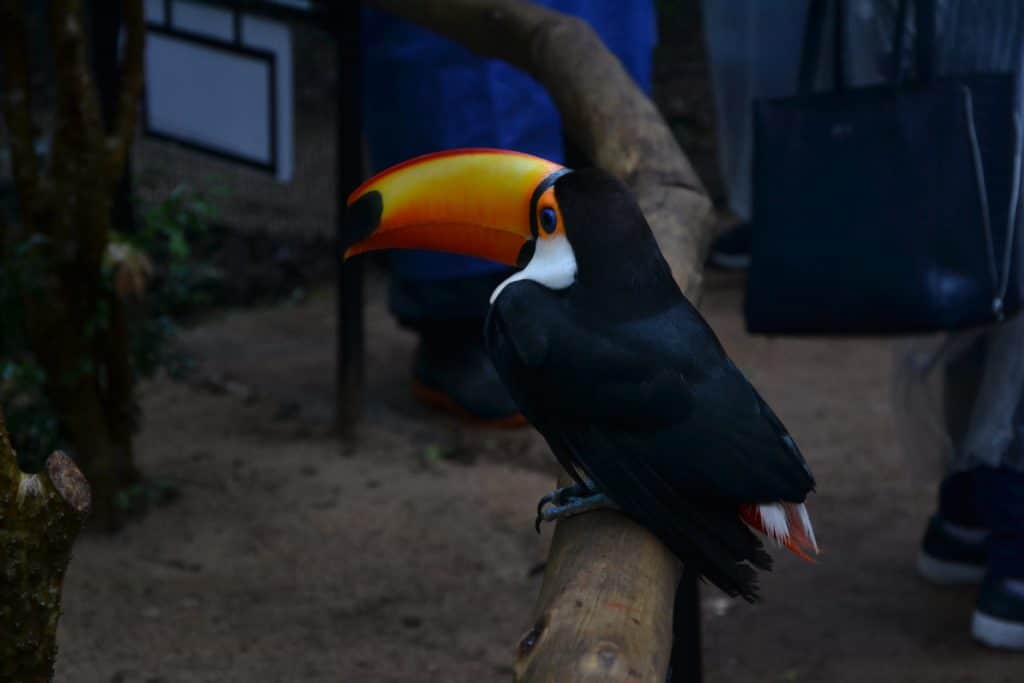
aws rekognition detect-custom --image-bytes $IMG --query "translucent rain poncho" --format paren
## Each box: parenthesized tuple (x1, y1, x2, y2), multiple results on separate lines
(703, 0, 1024, 475)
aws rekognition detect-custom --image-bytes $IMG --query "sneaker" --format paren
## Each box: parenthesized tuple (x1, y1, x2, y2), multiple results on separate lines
(412, 331, 526, 427)
(972, 575, 1024, 650)
(917, 516, 988, 585)
(708, 222, 752, 271)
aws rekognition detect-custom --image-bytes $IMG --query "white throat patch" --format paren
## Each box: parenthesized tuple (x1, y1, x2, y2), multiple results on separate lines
(490, 234, 577, 303)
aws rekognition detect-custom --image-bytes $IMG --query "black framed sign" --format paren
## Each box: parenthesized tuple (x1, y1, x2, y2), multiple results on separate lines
(143, 0, 294, 181)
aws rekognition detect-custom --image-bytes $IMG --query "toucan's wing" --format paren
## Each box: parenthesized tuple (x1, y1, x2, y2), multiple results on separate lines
(487, 281, 820, 599)
(486, 283, 778, 599)
(486, 281, 815, 505)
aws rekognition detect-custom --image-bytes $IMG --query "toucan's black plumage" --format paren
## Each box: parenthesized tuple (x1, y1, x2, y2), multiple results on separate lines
(484, 169, 815, 600)
(342, 150, 817, 601)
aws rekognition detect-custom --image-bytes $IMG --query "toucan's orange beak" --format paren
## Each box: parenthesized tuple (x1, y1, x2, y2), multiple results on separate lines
(343, 148, 566, 266)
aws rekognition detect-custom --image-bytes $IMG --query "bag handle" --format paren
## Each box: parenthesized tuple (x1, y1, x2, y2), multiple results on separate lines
(891, 1, 1016, 319)
(798, 0, 845, 93)
(997, 108, 1022, 319)
(993, 41, 1024, 319)
(963, 36, 1024, 321)
(962, 84, 1022, 321)
(799, 0, 935, 94)
(889, 0, 936, 83)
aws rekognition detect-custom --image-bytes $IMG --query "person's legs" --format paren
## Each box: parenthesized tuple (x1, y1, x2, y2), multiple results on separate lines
(920, 331, 1024, 647)
(702, 0, 810, 269)
(920, 463, 1024, 651)
(974, 468, 1024, 580)
(918, 470, 989, 585)
(918, 336, 991, 583)
(919, 465, 1024, 650)
(361, 12, 565, 421)
(390, 269, 524, 424)
(939, 470, 984, 528)
(971, 467, 1024, 649)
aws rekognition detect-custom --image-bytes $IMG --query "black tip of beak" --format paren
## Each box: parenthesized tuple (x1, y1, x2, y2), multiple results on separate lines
(342, 190, 383, 252)
(516, 239, 536, 269)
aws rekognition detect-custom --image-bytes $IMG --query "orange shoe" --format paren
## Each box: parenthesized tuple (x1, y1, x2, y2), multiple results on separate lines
(412, 332, 527, 428)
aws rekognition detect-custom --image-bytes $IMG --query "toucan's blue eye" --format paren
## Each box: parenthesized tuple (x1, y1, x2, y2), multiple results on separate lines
(540, 207, 557, 234)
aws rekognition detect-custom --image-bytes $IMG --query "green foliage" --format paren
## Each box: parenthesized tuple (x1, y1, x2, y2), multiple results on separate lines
(131, 184, 223, 316)
(0, 359, 58, 472)
(0, 234, 47, 342)
(0, 184, 223, 458)
(421, 443, 452, 464)
(1, 233, 57, 470)
(114, 478, 179, 517)
(118, 184, 224, 379)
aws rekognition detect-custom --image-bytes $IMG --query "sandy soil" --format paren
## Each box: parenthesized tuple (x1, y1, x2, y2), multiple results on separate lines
(54, 268, 1024, 683)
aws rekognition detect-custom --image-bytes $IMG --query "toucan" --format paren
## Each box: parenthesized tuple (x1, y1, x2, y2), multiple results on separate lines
(343, 148, 817, 600)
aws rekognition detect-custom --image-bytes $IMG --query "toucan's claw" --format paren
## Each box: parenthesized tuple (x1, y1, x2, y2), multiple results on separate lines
(534, 480, 593, 517)
(534, 480, 615, 532)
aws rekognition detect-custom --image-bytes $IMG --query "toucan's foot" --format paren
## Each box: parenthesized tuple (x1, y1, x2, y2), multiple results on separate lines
(535, 480, 617, 532)
(535, 480, 594, 516)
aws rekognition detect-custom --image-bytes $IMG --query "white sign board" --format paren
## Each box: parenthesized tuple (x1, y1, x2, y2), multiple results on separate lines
(143, 0, 294, 182)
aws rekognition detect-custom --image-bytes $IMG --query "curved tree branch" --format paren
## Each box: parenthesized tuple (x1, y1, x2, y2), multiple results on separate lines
(363, 0, 714, 298)
(360, 2, 712, 680)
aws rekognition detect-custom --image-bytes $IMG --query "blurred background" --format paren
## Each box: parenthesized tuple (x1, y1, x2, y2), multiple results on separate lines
(2, 0, 1024, 681)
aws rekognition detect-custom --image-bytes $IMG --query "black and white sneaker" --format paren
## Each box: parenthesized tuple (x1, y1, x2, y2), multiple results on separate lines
(972, 575, 1024, 650)
(917, 515, 988, 585)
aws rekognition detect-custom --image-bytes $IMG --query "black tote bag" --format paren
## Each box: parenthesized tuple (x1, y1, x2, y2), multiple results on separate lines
(745, 0, 1024, 334)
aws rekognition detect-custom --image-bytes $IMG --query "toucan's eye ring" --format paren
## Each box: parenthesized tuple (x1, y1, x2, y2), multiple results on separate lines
(540, 207, 558, 234)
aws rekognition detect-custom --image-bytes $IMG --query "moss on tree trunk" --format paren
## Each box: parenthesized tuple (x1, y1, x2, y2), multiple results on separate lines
(0, 0, 145, 527)
(0, 406, 91, 682)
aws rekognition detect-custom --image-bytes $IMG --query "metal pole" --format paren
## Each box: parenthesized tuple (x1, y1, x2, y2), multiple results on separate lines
(334, 1, 365, 432)
(669, 569, 703, 683)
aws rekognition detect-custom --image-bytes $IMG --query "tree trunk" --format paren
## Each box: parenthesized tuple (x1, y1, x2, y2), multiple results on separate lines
(360, 2, 713, 680)
(0, 0, 145, 528)
(0, 406, 91, 682)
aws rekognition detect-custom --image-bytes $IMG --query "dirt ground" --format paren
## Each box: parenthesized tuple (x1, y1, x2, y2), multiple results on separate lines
(49, 266, 1024, 683)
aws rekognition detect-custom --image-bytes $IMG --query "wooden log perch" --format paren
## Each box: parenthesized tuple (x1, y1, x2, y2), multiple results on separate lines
(0, 407, 92, 682)
(360, 1, 714, 680)
(516, 499, 683, 681)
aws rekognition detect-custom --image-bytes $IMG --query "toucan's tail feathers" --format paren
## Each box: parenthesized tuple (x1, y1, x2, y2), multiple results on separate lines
(740, 502, 819, 562)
